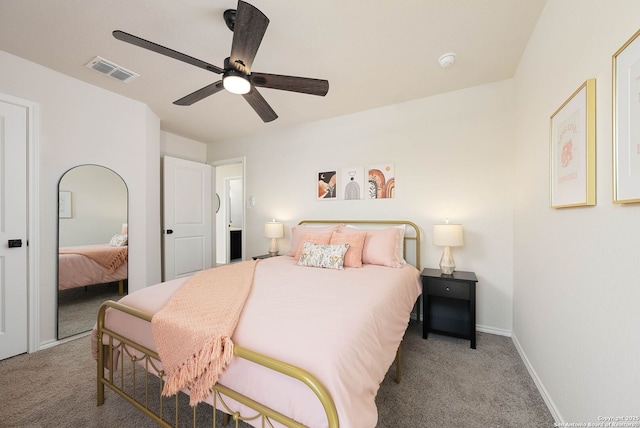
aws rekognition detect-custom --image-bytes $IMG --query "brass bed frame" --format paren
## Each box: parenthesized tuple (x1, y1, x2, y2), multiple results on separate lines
(96, 219, 421, 427)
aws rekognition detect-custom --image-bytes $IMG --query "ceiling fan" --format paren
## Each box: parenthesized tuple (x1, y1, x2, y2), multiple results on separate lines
(113, 0, 329, 123)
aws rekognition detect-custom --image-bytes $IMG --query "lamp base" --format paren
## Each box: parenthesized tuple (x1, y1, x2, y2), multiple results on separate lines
(268, 238, 279, 257)
(439, 246, 456, 275)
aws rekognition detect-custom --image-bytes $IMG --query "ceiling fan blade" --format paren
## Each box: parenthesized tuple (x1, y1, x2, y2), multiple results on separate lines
(228, 1, 269, 74)
(242, 87, 277, 122)
(251, 73, 329, 96)
(113, 30, 224, 74)
(173, 81, 224, 106)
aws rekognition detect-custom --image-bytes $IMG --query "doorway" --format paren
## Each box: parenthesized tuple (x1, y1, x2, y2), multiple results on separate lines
(213, 158, 245, 265)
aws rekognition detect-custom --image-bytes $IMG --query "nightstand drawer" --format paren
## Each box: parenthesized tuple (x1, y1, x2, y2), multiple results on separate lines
(427, 278, 470, 300)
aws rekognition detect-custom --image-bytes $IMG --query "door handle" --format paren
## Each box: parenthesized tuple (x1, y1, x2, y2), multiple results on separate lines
(8, 239, 22, 248)
(166, 229, 173, 235)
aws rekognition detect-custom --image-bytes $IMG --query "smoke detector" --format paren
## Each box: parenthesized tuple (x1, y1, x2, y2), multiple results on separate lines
(438, 52, 457, 68)
(85, 56, 139, 83)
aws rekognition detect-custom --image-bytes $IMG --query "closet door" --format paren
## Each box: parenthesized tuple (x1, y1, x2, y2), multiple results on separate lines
(0, 100, 28, 360)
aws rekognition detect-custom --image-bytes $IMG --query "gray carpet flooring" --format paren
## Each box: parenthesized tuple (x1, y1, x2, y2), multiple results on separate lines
(0, 322, 554, 427)
(58, 282, 123, 339)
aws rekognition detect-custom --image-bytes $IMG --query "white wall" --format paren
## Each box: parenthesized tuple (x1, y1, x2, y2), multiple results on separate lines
(160, 131, 207, 163)
(0, 50, 162, 346)
(58, 165, 127, 246)
(208, 79, 515, 334)
(512, 0, 640, 422)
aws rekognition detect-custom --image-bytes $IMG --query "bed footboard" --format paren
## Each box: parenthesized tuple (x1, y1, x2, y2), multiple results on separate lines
(96, 300, 340, 428)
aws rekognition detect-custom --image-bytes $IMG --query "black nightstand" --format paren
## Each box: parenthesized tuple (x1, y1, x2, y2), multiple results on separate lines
(252, 254, 278, 260)
(421, 268, 478, 349)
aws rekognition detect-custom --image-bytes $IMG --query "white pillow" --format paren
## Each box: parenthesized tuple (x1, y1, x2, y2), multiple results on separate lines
(297, 242, 349, 270)
(109, 234, 128, 246)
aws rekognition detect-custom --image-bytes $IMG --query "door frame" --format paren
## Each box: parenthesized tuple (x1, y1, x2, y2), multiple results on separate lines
(210, 157, 245, 264)
(0, 93, 40, 353)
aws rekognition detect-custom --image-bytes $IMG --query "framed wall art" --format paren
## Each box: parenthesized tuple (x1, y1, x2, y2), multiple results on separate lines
(317, 170, 337, 200)
(613, 28, 640, 203)
(340, 166, 365, 200)
(59, 191, 72, 218)
(549, 79, 596, 208)
(368, 163, 395, 199)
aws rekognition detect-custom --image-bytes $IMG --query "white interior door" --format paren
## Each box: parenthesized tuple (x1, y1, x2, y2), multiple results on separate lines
(162, 156, 212, 281)
(0, 100, 28, 360)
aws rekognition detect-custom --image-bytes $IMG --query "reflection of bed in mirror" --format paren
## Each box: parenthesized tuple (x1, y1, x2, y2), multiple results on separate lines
(58, 244, 128, 295)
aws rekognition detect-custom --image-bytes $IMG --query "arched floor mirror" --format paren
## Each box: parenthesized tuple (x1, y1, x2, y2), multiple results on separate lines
(57, 165, 128, 339)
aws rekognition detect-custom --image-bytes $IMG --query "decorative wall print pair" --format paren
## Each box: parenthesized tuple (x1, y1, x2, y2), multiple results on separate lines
(317, 164, 395, 200)
(550, 28, 640, 207)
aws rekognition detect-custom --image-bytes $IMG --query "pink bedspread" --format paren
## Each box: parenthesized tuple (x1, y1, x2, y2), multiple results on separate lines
(59, 244, 127, 273)
(95, 256, 421, 428)
(59, 245, 127, 291)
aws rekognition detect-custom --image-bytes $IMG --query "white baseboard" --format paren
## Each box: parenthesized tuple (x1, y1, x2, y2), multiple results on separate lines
(39, 330, 91, 350)
(511, 333, 562, 423)
(410, 315, 513, 338)
(477, 324, 511, 337)
(38, 339, 59, 350)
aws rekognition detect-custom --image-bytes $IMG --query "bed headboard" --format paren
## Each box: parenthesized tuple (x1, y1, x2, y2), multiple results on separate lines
(298, 220, 421, 270)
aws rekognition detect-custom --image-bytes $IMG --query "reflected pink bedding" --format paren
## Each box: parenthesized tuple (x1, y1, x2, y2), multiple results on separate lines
(59, 245, 127, 290)
(96, 256, 420, 428)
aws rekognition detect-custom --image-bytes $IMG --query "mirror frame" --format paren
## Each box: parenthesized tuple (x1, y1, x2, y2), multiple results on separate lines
(56, 164, 129, 340)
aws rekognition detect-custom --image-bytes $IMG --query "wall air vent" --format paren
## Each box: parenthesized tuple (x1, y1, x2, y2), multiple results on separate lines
(85, 56, 139, 83)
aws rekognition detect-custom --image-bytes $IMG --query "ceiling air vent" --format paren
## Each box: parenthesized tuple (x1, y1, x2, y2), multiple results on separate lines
(85, 56, 139, 83)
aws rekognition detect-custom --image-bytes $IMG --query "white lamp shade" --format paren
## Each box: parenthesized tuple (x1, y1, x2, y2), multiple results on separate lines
(264, 221, 284, 239)
(433, 224, 463, 247)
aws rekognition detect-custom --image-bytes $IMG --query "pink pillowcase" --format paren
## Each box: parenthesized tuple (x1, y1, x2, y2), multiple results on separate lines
(337, 226, 404, 268)
(329, 231, 366, 268)
(287, 224, 341, 256)
(294, 232, 333, 260)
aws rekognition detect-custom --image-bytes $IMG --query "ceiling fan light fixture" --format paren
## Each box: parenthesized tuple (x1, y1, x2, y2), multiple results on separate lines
(223, 71, 251, 94)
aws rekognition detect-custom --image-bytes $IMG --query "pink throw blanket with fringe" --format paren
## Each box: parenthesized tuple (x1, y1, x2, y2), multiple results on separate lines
(151, 260, 258, 406)
(59, 245, 127, 274)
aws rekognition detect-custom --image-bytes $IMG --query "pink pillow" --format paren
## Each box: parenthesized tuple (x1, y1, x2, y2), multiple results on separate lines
(329, 231, 366, 268)
(294, 232, 333, 260)
(287, 224, 341, 256)
(337, 226, 404, 268)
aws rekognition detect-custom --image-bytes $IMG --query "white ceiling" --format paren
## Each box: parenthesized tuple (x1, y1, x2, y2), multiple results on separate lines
(0, 0, 546, 144)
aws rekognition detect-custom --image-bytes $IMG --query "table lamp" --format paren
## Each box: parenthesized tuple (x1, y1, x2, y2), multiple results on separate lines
(264, 219, 284, 256)
(433, 221, 464, 275)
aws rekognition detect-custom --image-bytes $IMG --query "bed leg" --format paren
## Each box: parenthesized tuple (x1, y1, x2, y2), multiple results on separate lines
(395, 342, 403, 384)
(118, 280, 124, 296)
(222, 412, 230, 425)
(97, 343, 105, 405)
